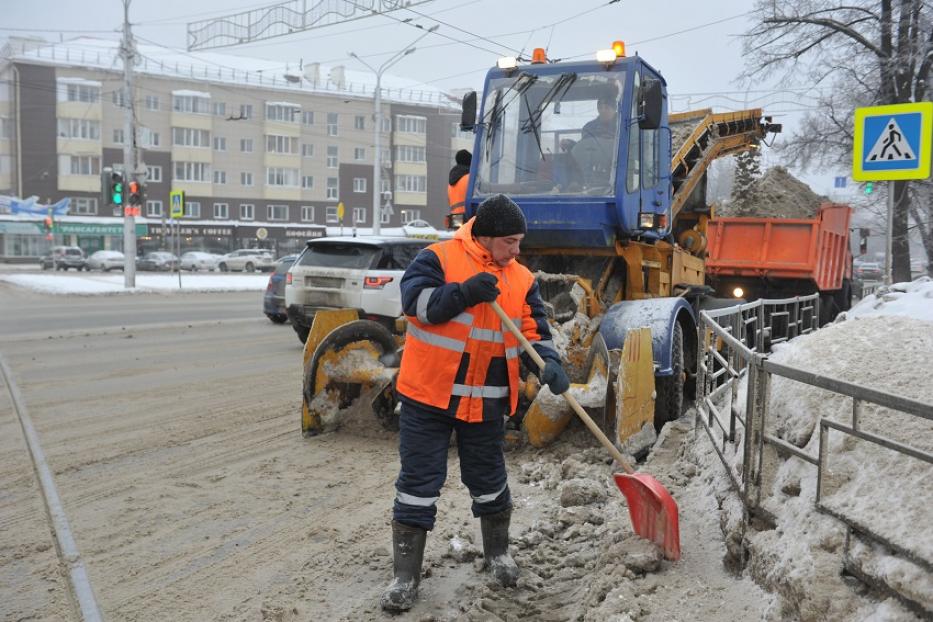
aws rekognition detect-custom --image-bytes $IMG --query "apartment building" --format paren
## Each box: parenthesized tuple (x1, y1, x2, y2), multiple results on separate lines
(0, 37, 474, 260)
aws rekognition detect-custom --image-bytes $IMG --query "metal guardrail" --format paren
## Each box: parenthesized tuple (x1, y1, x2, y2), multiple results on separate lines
(695, 294, 933, 581)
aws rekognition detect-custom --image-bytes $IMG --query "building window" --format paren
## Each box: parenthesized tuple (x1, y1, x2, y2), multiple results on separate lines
(240, 203, 254, 220)
(354, 147, 365, 161)
(395, 174, 426, 193)
(213, 136, 226, 151)
(381, 178, 391, 194)
(57, 118, 100, 140)
(301, 205, 315, 222)
(240, 138, 253, 153)
(327, 112, 338, 136)
(353, 177, 366, 193)
(146, 200, 163, 217)
(184, 201, 201, 218)
(212, 102, 226, 117)
(381, 117, 391, 132)
(326, 145, 338, 168)
(239, 104, 253, 119)
(302, 143, 314, 158)
(145, 95, 160, 111)
(172, 128, 210, 147)
(396, 115, 426, 134)
(112, 90, 125, 108)
(396, 145, 426, 163)
(140, 127, 159, 147)
(59, 155, 100, 176)
(266, 104, 300, 122)
(173, 95, 210, 114)
(401, 209, 422, 224)
(268, 204, 289, 221)
(381, 206, 391, 224)
(353, 207, 366, 224)
(302, 175, 314, 189)
(381, 147, 391, 163)
(241, 172, 253, 186)
(326, 205, 338, 223)
(326, 177, 338, 199)
(213, 170, 227, 184)
(146, 165, 162, 183)
(265, 134, 298, 154)
(450, 121, 472, 139)
(354, 115, 365, 130)
(213, 202, 229, 219)
(302, 111, 314, 125)
(266, 167, 299, 187)
(73, 198, 97, 215)
(61, 83, 100, 103)
(174, 161, 210, 182)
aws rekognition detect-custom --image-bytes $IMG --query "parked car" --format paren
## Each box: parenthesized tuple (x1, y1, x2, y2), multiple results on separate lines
(263, 255, 299, 323)
(85, 250, 125, 271)
(180, 251, 220, 272)
(40, 246, 87, 271)
(217, 249, 276, 273)
(137, 251, 179, 271)
(285, 236, 431, 343)
(854, 261, 883, 281)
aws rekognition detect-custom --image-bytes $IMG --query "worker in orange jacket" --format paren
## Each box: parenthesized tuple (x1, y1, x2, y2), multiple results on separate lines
(447, 149, 471, 226)
(380, 194, 570, 612)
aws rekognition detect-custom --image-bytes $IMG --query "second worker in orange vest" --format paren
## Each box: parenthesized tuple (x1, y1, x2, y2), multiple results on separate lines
(381, 194, 570, 612)
(447, 149, 471, 216)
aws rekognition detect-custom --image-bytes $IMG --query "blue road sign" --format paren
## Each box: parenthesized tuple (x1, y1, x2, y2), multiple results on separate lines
(853, 102, 933, 181)
(834, 176, 846, 188)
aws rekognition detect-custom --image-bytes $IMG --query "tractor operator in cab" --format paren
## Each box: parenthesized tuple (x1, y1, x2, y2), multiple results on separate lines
(380, 194, 570, 612)
(574, 94, 619, 188)
(447, 149, 471, 228)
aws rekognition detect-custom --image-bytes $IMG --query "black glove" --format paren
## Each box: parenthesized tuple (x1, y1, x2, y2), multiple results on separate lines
(540, 360, 570, 394)
(459, 272, 500, 307)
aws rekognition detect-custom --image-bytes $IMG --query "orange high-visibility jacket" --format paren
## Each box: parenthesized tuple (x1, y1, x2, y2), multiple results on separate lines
(447, 174, 469, 214)
(396, 218, 545, 422)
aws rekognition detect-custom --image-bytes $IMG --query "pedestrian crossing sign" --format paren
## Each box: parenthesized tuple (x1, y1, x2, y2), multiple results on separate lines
(170, 190, 185, 218)
(853, 102, 933, 181)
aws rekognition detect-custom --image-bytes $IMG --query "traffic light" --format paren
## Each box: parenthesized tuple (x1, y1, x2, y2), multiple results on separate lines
(128, 179, 144, 206)
(102, 168, 125, 206)
(864, 182, 874, 195)
(859, 228, 870, 255)
(43, 213, 53, 241)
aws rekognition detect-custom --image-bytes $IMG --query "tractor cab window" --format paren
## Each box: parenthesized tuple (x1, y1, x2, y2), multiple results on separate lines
(474, 70, 625, 198)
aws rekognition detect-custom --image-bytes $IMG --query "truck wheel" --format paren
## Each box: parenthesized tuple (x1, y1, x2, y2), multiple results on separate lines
(654, 322, 684, 431)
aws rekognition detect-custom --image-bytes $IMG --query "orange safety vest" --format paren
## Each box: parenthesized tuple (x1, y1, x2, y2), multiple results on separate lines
(447, 174, 469, 215)
(397, 218, 537, 422)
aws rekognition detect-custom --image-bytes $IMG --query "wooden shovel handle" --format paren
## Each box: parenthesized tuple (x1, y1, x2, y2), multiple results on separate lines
(490, 301, 635, 474)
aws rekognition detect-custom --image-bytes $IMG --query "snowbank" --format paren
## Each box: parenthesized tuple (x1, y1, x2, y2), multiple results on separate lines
(700, 279, 933, 619)
(0, 273, 268, 295)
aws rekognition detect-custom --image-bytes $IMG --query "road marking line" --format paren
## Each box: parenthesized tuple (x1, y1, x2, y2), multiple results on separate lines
(0, 354, 104, 622)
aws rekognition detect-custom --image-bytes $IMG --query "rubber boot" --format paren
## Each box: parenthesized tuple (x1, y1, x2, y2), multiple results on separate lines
(380, 521, 427, 612)
(480, 509, 520, 587)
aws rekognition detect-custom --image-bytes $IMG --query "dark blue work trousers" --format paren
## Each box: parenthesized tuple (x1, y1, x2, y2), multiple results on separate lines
(393, 400, 512, 530)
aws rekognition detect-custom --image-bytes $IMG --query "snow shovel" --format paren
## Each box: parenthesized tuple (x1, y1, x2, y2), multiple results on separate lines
(490, 301, 681, 561)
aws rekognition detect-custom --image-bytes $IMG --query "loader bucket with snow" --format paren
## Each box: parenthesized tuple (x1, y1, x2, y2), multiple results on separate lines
(301, 312, 400, 436)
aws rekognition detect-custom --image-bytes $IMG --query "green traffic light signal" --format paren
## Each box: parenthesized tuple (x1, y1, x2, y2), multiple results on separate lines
(864, 182, 874, 195)
(113, 192, 123, 204)
(112, 181, 123, 205)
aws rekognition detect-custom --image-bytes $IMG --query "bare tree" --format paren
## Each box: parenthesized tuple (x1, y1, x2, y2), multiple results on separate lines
(742, 0, 933, 282)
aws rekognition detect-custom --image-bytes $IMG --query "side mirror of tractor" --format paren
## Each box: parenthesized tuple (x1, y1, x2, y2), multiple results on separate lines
(638, 80, 662, 130)
(460, 91, 477, 131)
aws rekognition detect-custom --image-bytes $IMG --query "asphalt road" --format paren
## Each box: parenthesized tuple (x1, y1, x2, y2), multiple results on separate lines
(0, 282, 266, 338)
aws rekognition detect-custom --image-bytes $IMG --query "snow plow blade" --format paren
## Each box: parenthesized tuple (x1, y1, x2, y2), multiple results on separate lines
(301, 311, 401, 435)
(524, 333, 610, 447)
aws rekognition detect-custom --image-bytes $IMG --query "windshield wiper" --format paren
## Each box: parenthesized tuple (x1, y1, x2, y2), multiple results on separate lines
(519, 72, 577, 136)
(483, 72, 538, 161)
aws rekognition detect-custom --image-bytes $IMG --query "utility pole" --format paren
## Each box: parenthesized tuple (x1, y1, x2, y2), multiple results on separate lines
(121, 0, 138, 287)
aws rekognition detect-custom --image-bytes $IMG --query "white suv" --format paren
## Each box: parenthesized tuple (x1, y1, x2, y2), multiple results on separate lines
(285, 236, 431, 343)
(217, 249, 275, 272)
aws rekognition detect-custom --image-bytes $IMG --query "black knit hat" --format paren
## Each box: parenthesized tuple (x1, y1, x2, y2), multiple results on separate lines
(455, 149, 472, 166)
(472, 194, 527, 237)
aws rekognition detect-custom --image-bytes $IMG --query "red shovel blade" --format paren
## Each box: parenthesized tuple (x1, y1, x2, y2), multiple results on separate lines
(613, 472, 681, 561)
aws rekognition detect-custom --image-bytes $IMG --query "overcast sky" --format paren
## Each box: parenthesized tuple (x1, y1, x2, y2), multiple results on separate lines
(4, 0, 847, 193)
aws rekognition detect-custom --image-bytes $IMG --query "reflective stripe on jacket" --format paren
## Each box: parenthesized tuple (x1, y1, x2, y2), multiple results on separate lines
(447, 174, 469, 214)
(396, 217, 555, 422)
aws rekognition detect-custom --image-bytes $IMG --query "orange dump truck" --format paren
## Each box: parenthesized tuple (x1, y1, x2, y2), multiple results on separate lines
(705, 203, 853, 325)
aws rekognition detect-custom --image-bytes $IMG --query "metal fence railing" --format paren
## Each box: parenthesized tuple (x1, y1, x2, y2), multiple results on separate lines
(695, 294, 933, 604)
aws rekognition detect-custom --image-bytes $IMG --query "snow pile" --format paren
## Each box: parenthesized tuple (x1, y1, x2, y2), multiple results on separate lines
(0, 273, 269, 294)
(718, 166, 826, 218)
(700, 305, 932, 619)
(842, 277, 933, 323)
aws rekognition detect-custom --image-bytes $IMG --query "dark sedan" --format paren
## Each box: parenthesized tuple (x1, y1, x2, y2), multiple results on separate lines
(263, 255, 298, 323)
(137, 251, 179, 271)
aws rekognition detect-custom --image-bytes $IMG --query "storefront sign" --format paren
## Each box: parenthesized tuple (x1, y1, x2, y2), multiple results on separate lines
(285, 227, 326, 239)
(57, 222, 148, 236)
(147, 224, 234, 237)
(0, 221, 43, 234)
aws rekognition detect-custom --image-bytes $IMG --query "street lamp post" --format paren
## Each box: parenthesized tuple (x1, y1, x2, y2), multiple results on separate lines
(350, 25, 438, 236)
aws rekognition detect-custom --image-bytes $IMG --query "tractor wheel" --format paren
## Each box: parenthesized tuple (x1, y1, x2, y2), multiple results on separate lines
(654, 321, 684, 431)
